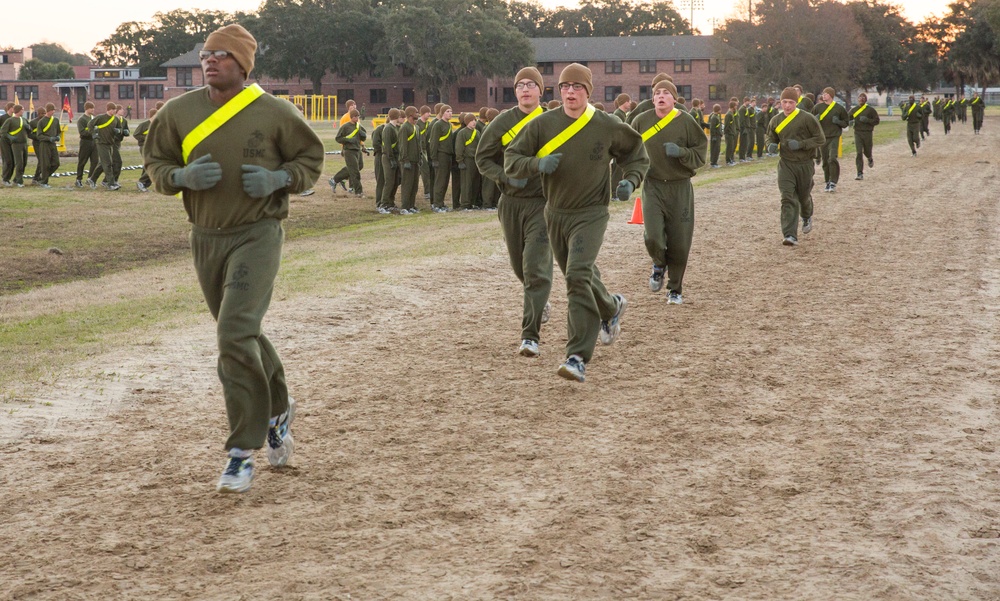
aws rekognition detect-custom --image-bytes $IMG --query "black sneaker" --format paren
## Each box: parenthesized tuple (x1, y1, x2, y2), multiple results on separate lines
(868, 158, 873, 168)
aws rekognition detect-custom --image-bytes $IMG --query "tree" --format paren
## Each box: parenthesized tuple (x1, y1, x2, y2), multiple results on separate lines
(849, 1, 937, 95)
(92, 9, 238, 76)
(945, 0, 1000, 93)
(717, 0, 870, 95)
(380, 0, 533, 102)
(30, 43, 90, 66)
(18, 59, 75, 80)
(506, 0, 691, 37)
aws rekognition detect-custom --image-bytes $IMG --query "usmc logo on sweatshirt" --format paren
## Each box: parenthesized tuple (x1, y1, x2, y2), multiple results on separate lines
(589, 141, 606, 161)
(244, 130, 266, 158)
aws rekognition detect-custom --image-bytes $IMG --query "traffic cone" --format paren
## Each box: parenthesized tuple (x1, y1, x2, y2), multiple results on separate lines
(627, 196, 643, 225)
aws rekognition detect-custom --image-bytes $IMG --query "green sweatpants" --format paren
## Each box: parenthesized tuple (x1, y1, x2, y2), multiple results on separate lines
(432, 153, 452, 209)
(820, 135, 841, 184)
(373, 152, 384, 206)
(419, 154, 431, 198)
(8, 142, 26, 184)
(498, 195, 553, 344)
(481, 175, 498, 209)
(545, 204, 618, 363)
(777, 158, 815, 239)
(641, 178, 694, 294)
(400, 162, 419, 211)
(725, 133, 736, 164)
(36, 142, 60, 185)
(906, 122, 921, 152)
(97, 143, 116, 184)
(379, 155, 399, 209)
(854, 131, 873, 175)
(340, 148, 363, 194)
(77, 138, 97, 181)
(459, 159, 480, 210)
(1, 137, 14, 182)
(190, 218, 289, 452)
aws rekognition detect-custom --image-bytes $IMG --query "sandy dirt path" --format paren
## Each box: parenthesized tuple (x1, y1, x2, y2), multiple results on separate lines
(3, 119, 1000, 600)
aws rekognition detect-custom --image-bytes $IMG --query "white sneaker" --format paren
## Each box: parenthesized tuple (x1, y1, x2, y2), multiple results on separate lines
(802, 217, 813, 234)
(541, 301, 551, 325)
(518, 339, 539, 357)
(217, 454, 254, 494)
(667, 290, 683, 305)
(649, 267, 664, 292)
(557, 354, 586, 382)
(599, 294, 627, 345)
(782, 235, 798, 246)
(266, 397, 296, 467)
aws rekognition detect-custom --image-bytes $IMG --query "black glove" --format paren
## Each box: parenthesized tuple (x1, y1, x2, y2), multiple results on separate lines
(786, 139, 801, 151)
(663, 142, 682, 158)
(537, 153, 562, 174)
(615, 180, 634, 201)
(767, 143, 778, 154)
(170, 154, 223, 190)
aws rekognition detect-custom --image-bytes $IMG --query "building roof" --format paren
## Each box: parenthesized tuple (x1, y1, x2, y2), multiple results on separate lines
(161, 43, 204, 68)
(532, 35, 728, 62)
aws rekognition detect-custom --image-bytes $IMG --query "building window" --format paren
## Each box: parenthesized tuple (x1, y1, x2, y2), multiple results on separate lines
(502, 87, 515, 103)
(639, 60, 656, 73)
(639, 85, 651, 101)
(709, 84, 727, 100)
(338, 89, 354, 102)
(458, 87, 476, 103)
(139, 84, 163, 99)
(177, 67, 193, 87)
(272, 89, 289, 96)
(604, 86, 622, 102)
(674, 59, 692, 73)
(402, 88, 415, 104)
(709, 58, 726, 73)
(542, 87, 555, 103)
(605, 61, 622, 74)
(426, 91, 439, 104)
(677, 85, 692, 100)
(370, 88, 387, 103)
(537, 62, 553, 75)
(0, 86, 6, 101)
(94, 85, 111, 100)
(119, 85, 135, 99)
(15, 85, 39, 101)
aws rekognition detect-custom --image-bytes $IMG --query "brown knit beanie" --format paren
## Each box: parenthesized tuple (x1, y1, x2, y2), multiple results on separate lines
(558, 63, 593, 96)
(349, 108, 360, 118)
(463, 112, 476, 125)
(614, 93, 631, 108)
(514, 66, 544, 90)
(823, 87, 835, 98)
(486, 108, 499, 120)
(780, 87, 797, 101)
(654, 79, 678, 99)
(652, 73, 673, 86)
(419, 105, 431, 115)
(404, 106, 418, 119)
(204, 24, 257, 79)
(593, 102, 605, 111)
(478, 107, 488, 119)
(44, 103, 55, 112)
(434, 103, 444, 115)
(547, 100, 561, 110)
(387, 108, 401, 120)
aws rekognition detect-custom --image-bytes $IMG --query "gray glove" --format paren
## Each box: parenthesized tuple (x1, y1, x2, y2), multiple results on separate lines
(616, 179, 634, 201)
(170, 154, 223, 190)
(241, 164, 289, 198)
(431, 160, 439, 168)
(48, 136, 60, 143)
(663, 142, 682, 158)
(458, 162, 467, 170)
(112, 128, 122, 136)
(389, 160, 398, 170)
(507, 177, 527, 189)
(832, 117, 847, 127)
(767, 143, 778, 155)
(786, 139, 801, 151)
(537, 153, 562, 174)
(402, 161, 412, 170)
(858, 115, 870, 124)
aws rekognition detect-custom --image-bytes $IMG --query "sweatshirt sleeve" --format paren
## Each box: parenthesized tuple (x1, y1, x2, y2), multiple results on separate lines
(503, 118, 543, 179)
(609, 120, 649, 189)
(475, 117, 507, 186)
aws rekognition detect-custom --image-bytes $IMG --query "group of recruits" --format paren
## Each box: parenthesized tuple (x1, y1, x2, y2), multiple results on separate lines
(899, 92, 986, 158)
(0, 100, 160, 190)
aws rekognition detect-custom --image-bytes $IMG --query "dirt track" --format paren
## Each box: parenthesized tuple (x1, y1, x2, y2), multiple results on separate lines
(3, 119, 1000, 600)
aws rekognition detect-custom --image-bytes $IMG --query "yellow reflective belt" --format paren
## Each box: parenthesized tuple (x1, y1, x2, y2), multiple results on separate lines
(640, 108, 679, 142)
(8, 117, 23, 135)
(345, 123, 361, 139)
(464, 129, 477, 145)
(42, 117, 55, 133)
(819, 103, 835, 121)
(537, 104, 595, 158)
(852, 104, 867, 118)
(96, 115, 115, 129)
(774, 109, 799, 134)
(907, 103, 917, 116)
(501, 105, 543, 146)
(181, 83, 265, 164)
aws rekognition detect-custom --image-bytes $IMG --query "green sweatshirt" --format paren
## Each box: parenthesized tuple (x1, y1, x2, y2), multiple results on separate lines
(133, 119, 151, 148)
(709, 112, 723, 140)
(77, 114, 94, 140)
(848, 103, 880, 133)
(765, 108, 826, 163)
(88, 113, 118, 145)
(625, 98, 653, 125)
(144, 87, 324, 229)
(505, 107, 649, 211)
(0, 115, 28, 144)
(418, 118, 432, 154)
(613, 108, 627, 122)
(812, 101, 849, 139)
(381, 122, 399, 161)
(36, 116, 60, 143)
(724, 109, 735, 136)
(429, 118, 454, 157)
(335, 121, 366, 150)
(475, 105, 545, 199)
(902, 101, 923, 123)
(631, 108, 707, 181)
(398, 120, 421, 165)
(455, 125, 479, 164)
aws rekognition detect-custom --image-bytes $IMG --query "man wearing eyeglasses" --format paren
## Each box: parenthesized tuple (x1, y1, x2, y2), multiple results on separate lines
(144, 24, 324, 494)
(505, 63, 649, 383)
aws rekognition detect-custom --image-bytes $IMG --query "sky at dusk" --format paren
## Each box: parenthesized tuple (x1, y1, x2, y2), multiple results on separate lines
(4, 0, 956, 58)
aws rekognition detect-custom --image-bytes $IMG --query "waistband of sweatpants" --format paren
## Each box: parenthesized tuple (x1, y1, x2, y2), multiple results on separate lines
(191, 217, 280, 237)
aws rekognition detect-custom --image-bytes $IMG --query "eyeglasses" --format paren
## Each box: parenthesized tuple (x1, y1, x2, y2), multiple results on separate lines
(199, 50, 230, 61)
(514, 81, 538, 90)
(558, 83, 585, 91)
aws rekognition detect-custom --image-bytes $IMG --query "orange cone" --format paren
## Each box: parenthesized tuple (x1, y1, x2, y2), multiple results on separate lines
(627, 196, 643, 225)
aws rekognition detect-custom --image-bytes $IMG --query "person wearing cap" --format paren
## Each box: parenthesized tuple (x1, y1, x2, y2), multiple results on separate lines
(849, 92, 879, 181)
(75, 102, 99, 188)
(738, 97, 755, 162)
(429, 104, 455, 212)
(793, 85, 813, 111)
(133, 108, 157, 192)
(765, 87, 825, 247)
(144, 24, 324, 494)
(371, 117, 385, 203)
(479, 107, 500, 210)
(901, 94, 923, 155)
(418, 105, 433, 199)
(0, 104, 29, 186)
(941, 97, 955, 135)
(919, 95, 931, 139)
(625, 73, 672, 126)
(505, 63, 649, 383)
(397, 106, 421, 214)
(631, 79, 707, 305)
(708, 104, 723, 168)
(754, 97, 768, 158)
(378, 107, 403, 214)
(812, 87, 849, 193)
(476, 66, 554, 359)
(455, 112, 482, 211)
(970, 91, 985, 134)
(87, 102, 120, 190)
(339, 99, 357, 125)
(723, 100, 738, 166)
(34, 103, 60, 188)
(331, 108, 366, 195)
(112, 104, 128, 184)
(0, 101, 14, 185)
(613, 93, 631, 122)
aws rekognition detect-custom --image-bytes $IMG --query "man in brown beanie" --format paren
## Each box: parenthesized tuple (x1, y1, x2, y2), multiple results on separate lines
(506, 63, 649, 383)
(331, 108, 366, 195)
(144, 23, 324, 493)
(87, 102, 121, 190)
(765, 87, 825, 246)
(613, 93, 632, 122)
(479, 107, 500, 210)
(455, 111, 482, 210)
(477, 65, 553, 359)
(418, 105, 433, 199)
(397, 106, 422, 213)
(34, 103, 60, 188)
(901, 94, 922, 156)
(378, 107, 403, 214)
(626, 73, 673, 125)
(428, 104, 455, 212)
(849, 92, 879, 180)
(812, 86, 849, 192)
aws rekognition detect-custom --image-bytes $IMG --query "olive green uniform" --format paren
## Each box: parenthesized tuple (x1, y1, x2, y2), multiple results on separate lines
(379, 123, 400, 210)
(755, 107, 768, 158)
(418, 118, 432, 198)
(708, 112, 722, 166)
(455, 126, 481, 210)
(34, 115, 60, 185)
(144, 87, 324, 452)
(89, 113, 119, 186)
(28, 117, 42, 181)
(506, 108, 649, 363)
(0, 112, 12, 183)
(971, 96, 985, 133)
(942, 101, 955, 134)
(849, 103, 880, 176)
(398, 119, 421, 211)
(624, 99, 653, 126)
(765, 109, 826, 240)
(632, 108, 707, 296)
(476, 106, 552, 345)
(429, 118, 454, 210)
(738, 103, 754, 161)
(371, 123, 384, 205)
(333, 121, 366, 194)
(901, 100, 923, 151)
(919, 101, 931, 138)
(113, 117, 127, 181)
(812, 101, 849, 185)
(723, 109, 736, 164)
(134, 119, 152, 188)
(0, 115, 28, 184)
(76, 114, 99, 184)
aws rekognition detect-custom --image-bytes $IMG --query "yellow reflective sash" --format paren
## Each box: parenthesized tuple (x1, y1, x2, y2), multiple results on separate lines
(906, 102, 918, 116)
(501, 105, 543, 146)
(639, 108, 679, 142)
(42, 117, 55, 133)
(407, 125, 416, 141)
(438, 124, 451, 142)
(96, 115, 116, 129)
(774, 109, 799, 134)
(8, 117, 23, 135)
(819, 103, 835, 121)
(181, 83, 265, 164)
(537, 104, 595, 158)
(345, 123, 361, 139)
(464, 128, 477, 145)
(852, 103, 867, 118)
